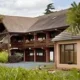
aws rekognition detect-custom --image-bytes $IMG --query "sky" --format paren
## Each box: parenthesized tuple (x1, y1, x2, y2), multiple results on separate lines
(0, 0, 79, 17)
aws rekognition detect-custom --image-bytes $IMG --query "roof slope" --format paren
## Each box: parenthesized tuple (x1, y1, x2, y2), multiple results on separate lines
(1, 9, 69, 33)
(52, 31, 80, 42)
(2, 16, 38, 33)
(28, 10, 69, 32)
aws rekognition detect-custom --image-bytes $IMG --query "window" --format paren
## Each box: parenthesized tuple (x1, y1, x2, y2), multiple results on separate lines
(29, 50, 34, 56)
(60, 44, 77, 64)
(36, 49, 44, 56)
(37, 53, 43, 56)
(29, 53, 34, 56)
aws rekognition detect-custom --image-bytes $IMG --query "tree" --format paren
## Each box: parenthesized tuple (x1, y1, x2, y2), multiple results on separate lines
(67, 2, 80, 34)
(0, 15, 4, 22)
(44, 3, 55, 15)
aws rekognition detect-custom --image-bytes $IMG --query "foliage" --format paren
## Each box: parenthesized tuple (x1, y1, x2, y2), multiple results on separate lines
(0, 66, 80, 80)
(67, 2, 80, 34)
(44, 3, 55, 15)
(0, 15, 4, 22)
(8, 53, 23, 63)
(15, 53, 23, 59)
(0, 51, 8, 63)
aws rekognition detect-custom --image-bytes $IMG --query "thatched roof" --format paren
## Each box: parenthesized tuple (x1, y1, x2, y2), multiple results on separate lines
(52, 31, 80, 42)
(28, 10, 69, 32)
(2, 16, 38, 33)
(2, 9, 69, 33)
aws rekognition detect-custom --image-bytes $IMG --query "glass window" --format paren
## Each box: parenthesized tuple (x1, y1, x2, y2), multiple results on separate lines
(65, 45, 73, 50)
(30, 53, 34, 56)
(37, 53, 43, 56)
(29, 50, 34, 56)
(60, 44, 77, 64)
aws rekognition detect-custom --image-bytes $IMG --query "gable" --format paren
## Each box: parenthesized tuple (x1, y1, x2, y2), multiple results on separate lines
(0, 23, 8, 33)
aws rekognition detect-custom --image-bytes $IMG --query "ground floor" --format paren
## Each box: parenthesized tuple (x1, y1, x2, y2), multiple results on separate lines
(10, 47, 54, 62)
(55, 40, 80, 69)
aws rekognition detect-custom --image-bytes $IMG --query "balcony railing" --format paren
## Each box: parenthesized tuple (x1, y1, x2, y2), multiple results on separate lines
(25, 41, 34, 47)
(11, 38, 54, 48)
(34, 40, 46, 47)
(46, 39, 54, 46)
(11, 41, 24, 48)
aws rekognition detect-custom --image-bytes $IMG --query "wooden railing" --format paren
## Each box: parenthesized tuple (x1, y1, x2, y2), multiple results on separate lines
(11, 39, 54, 48)
(34, 40, 46, 47)
(25, 41, 34, 47)
(11, 42, 24, 48)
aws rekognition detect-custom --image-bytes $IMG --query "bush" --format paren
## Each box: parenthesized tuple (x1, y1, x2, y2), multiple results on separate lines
(0, 51, 8, 63)
(15, 53, 23, 60)
(8, 53, 23, 63)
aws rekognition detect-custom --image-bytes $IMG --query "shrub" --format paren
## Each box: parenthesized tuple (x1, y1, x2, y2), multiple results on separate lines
(15, 53, 23, 60)
(0, 51, 8, 63)
(8, 53, 23, 63)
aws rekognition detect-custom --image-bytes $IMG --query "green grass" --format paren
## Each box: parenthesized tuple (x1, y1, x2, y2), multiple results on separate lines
(0, 66, 80, 80)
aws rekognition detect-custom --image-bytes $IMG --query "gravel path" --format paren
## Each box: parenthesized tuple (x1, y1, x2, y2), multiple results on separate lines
(0, 62, 53, 69)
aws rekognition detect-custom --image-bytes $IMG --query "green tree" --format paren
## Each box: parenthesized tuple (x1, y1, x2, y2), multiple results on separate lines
(67, 2, 80, 34)
(44, 3, 55, 15)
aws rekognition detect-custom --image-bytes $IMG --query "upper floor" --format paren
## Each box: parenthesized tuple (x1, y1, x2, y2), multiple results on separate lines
(11, 27, 65, 48)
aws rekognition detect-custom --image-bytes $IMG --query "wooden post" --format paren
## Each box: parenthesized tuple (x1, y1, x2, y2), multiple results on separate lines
(34, 49, 36, 62)
(7, 34, 11, 56)
(54, 42, 57, 69)
(46, 32, 50, 47)
(34, 33, 37, 41)
(24, 50, 26, 62)
(45, 48, 49, 62)
(46, 32, 50, 39)
(23, 35, 26, 48)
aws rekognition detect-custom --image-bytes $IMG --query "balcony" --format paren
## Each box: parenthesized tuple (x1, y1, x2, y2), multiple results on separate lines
(11, 38, 54, 49)
(11, 41, 24, 48)
(11, 35, 24, 48)
(34, 40, 46, 47)
(24, 40, 34, 48)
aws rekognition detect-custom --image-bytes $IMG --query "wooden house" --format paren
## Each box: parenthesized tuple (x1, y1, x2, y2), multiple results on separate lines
(0, 10, 69, 62)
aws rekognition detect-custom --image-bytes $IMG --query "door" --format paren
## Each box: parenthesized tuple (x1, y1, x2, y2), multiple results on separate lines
(25, 50, 34, 61)
(36, 49, 46, 62)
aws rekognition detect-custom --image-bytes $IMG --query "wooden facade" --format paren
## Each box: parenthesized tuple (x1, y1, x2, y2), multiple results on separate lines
(9, 29, 65, 62)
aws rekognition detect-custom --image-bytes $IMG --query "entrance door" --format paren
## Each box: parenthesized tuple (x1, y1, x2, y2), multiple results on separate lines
(25, 49, 34, 61)
(36, 48, 46, 62)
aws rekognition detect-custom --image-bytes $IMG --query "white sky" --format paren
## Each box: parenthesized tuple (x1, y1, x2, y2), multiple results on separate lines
(0, 0, 53, 17)
(0, 0, 79, 17)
